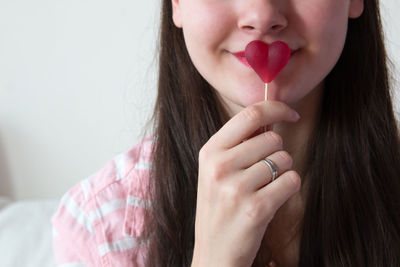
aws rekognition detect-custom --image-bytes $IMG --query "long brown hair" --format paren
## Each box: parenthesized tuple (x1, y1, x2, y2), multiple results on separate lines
(137, 0, 400, 266)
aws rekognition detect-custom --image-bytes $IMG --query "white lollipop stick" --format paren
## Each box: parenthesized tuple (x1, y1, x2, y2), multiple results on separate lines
(264, 83, 272, 132)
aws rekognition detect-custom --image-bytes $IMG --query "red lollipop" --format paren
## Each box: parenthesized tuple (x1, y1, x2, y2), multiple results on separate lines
(245, 40, 291, 132)
(245, 40, 291, 83)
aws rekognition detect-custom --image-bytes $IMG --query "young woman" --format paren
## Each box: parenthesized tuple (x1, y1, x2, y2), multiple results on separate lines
(52, 0, 400, 266)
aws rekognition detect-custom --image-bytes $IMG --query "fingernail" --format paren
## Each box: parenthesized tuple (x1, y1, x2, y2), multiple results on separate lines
(292, 111, 300, 121)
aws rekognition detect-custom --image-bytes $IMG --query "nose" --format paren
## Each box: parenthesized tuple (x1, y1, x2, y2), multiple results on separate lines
(237, 0, 288, 35)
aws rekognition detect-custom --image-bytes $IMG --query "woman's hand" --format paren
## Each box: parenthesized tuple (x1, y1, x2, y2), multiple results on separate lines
(191, 101, 301, 267)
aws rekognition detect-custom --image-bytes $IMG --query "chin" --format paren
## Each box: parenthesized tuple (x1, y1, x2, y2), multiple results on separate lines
(275, 91, 302, 106)
(240, 91, 266, 107)
(218, 86, 262, 109)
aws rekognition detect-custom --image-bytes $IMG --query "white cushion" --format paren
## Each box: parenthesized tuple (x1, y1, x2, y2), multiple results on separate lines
(0, 197, 10, 210)
(0, 199, 59, 267)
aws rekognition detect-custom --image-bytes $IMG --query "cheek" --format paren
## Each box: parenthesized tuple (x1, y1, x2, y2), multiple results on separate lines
(302, 1, 349, 74)
(180, 1, 237, 97)
(275, 0, 349, 103)
(181, 2, 233, 53)
(298, 0, 349, 53)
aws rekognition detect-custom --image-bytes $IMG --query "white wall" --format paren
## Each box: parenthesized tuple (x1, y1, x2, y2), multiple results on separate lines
(382, 0, 400, 106)
(0, 0, 159, 200)
(0, 0, 399, 200)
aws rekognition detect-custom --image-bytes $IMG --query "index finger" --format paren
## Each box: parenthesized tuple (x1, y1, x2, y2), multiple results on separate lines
(211, 101, 300, 149)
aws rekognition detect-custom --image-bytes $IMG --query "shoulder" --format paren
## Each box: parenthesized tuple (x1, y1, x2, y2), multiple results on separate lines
(51, 136, 154, 267)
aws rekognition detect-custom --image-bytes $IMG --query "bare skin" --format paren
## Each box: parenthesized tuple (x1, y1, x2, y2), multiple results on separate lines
(191, 100, 302, 267)
(254, 83, 323, 266)
(172, 0, 363, 264)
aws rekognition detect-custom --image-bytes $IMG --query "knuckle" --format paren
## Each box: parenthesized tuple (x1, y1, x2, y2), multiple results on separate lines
(242, 105, 263, 125)
(198, 146, 208, 163)
(264, 131, 283, 147)
(275, 101, 290, 112)
(209, 155, 231, 181)
(201, 150, 235, 182)
(246, 196, 274, 223)
(245, 197, 263, 221)
(277, 151, 293, 167)
(285, 170, 301, 190)
(273, 101, 294, 118)
(209, 162, 226, 181)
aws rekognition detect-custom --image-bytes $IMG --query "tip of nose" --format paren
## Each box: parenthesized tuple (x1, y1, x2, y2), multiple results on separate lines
(238, 9, 288, 35)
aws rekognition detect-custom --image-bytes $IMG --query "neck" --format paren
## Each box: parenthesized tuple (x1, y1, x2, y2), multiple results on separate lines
(219, 82, 324, 172)
(218, 83, 323, 266)
(273, 82, 323, 178)
(250, 83, 324, 267)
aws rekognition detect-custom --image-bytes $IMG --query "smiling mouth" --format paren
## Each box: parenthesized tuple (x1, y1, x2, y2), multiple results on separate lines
(233, 49, 298, 68)
(233, 52, 252, 68)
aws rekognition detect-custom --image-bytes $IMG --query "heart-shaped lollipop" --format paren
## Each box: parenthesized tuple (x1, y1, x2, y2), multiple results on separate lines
(244, 40, 291, 83)
(245, 40, 291, 132)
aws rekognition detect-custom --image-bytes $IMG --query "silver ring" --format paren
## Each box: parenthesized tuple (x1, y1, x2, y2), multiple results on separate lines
(261, 158, 278, 181)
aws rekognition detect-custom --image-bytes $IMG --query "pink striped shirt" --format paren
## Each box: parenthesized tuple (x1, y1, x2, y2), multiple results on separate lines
(51, 136, 154, 267)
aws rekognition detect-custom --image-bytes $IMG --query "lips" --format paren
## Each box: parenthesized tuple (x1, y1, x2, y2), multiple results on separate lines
(233, 51, 252, 68)
(233, 49, 298, 68)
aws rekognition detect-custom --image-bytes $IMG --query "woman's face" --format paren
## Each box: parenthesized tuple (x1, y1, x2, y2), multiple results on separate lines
(171, 0, 364, 115)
